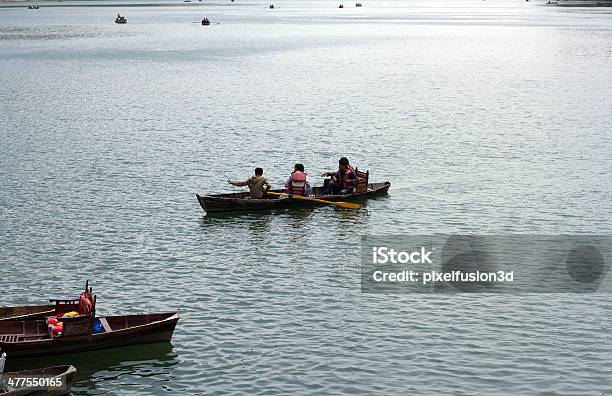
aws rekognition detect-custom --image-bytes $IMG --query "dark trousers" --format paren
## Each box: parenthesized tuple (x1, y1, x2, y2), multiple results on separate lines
(324, 179, 353, 195)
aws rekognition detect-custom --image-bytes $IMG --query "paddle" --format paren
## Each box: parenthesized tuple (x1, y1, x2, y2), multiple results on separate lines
(266, 191, 361, 209)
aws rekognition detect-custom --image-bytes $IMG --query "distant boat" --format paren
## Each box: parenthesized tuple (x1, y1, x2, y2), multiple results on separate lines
(201, 17, 210, 25)
(339, 4, 344, 8)
(552, 0, 612, 5)
(269, 4, 274, 8)
(115, 14, 127, 24)
(27, 4, 39, 9)
(355, 2, 362, 6)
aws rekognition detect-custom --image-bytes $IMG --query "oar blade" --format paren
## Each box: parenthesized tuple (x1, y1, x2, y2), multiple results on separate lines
(335, 201, 361, 209)
(266, 191, 361, 209)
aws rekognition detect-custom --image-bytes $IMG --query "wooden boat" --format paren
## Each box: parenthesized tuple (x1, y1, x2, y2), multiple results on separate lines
(0, 313, 178, 358)
(0, 282, 95, 322)
(196, 181, 390, 213)
(0, 306, 55, 323)
(0, 361, 76, 396)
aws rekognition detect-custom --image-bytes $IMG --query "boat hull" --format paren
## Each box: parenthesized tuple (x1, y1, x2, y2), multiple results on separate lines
(197, 181, 390, 213)
(0, 313, 178, 358)
(0, 306, 55, 322)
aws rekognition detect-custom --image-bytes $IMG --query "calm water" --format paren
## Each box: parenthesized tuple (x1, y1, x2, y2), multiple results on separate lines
(1, 0, 612, 394)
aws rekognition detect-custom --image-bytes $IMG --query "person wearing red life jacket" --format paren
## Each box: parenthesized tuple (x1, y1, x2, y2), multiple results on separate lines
(284, 163, 312, 196)
(321, 157, 357, 195)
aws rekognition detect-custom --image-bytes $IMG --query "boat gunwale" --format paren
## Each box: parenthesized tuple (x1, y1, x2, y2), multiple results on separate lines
(199, 181, 390, 201)
(0, 306, 55, 322)
(2, 364, 76, 378)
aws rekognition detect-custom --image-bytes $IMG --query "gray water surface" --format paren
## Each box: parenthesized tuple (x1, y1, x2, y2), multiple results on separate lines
(1, 0, 612, 394)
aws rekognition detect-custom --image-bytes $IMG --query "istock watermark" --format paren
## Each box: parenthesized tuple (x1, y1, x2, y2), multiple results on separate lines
(361, 235, 612, 293)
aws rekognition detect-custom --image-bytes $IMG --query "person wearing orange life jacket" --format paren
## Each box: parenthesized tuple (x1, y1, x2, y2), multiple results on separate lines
(284, 163, 312, 196)
(321, 156, 357, 195)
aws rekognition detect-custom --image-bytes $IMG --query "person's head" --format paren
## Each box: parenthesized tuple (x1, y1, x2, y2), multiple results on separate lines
(339, 157, 350, 171)
(255, 167, 264, 176)
(294, 163, 305, 172)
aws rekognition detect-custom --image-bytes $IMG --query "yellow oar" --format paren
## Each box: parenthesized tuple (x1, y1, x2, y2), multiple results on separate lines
(267, 191, 361, 209)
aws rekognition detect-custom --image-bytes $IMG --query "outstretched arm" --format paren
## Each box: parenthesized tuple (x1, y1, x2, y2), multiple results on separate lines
(229, 179, 248, 187)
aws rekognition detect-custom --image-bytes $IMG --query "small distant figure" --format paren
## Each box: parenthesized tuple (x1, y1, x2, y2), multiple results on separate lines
(285, 163, 312, 197)
(202, 17, 210, 25)
(355, 2, 362, 7)
(115, 14, 127, 24)
(269, 4, 275, 8)
(339, 4, 344, 8)
(228, 168, 272, 199)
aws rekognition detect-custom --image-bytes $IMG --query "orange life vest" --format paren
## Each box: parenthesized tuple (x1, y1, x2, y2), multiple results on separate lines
(337, 165, 357, 188)
(79, 293, 93, 314)
(289, 171, 307, 196)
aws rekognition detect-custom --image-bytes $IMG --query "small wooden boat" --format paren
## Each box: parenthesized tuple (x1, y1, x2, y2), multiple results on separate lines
(0, 359, 76, 396)
(201, 17, 210, 25)
(269, 4, 275, 8)
(339, 4, 344, 8)
(197, 182, 390, 213)
(0, 313, 178, 358)
(115, 15, 127, 24)
(1, 282, 94, 323)
(0, 306, 55, 323)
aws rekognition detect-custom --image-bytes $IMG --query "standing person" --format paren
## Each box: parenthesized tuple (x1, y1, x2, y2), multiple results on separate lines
(228, 167, 271, 199)
(284, 163, 312, 196)
(321, 157, 357, 195)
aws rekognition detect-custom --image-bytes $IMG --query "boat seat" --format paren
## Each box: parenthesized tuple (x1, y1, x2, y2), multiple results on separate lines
(0, 334, 22, 343)
(98, 317, 113, 332)
(354, 169, 369, 193)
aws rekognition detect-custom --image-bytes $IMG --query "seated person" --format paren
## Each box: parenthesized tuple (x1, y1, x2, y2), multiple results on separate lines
(228, 167, 271, 199)
(321, 157, 357, 195)
(284, 163, 312, 196)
